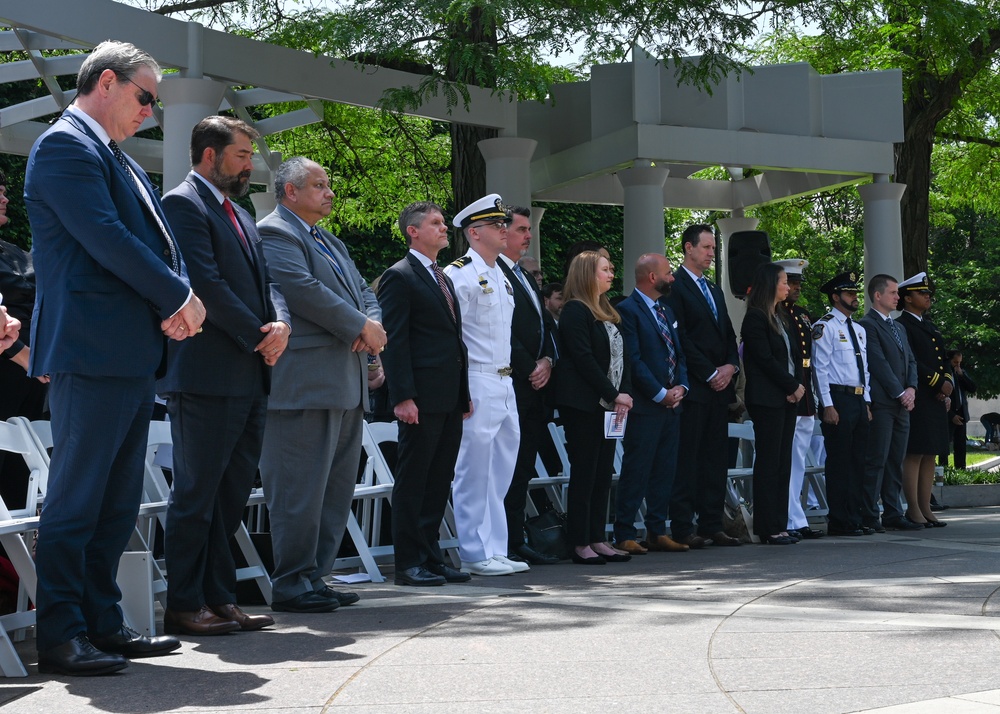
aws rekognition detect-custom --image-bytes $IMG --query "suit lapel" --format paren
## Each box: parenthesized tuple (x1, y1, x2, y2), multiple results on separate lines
(408, 252, 458, 327)
(677, 269, 723, 334)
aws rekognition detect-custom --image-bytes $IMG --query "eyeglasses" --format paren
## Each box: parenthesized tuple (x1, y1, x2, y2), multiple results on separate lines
(118, 74, 159, 107)
(473, 220, 509, 231)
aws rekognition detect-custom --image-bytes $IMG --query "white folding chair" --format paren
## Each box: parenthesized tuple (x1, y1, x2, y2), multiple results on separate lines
(0, 420, 44, 677)
(804, 419, 829, 516)
(727, 420, 755, 505)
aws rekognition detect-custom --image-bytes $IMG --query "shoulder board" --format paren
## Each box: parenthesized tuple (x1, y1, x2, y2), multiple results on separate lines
(811, 323, 826, 340)
(819, 313, 834, 322)
(449, 256, 472, 268)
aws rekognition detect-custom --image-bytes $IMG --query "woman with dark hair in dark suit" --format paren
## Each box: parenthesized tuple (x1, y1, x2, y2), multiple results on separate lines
(741, 263, 805, 545)
(554, 251, 633, 565)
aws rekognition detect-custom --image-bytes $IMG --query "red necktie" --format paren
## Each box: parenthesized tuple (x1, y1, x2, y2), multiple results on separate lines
(223, 198, 251, 256)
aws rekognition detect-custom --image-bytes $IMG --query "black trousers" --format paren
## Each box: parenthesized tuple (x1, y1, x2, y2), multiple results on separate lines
(669, 399, 729, 539)
(561, 406, 616, 546)
(747, 403, 797, 537)
(821, 392, 869, 530)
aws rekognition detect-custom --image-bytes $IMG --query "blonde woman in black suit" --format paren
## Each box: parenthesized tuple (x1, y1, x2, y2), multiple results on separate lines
(741, 263, 805, 545)
(553, 251, 633, 564)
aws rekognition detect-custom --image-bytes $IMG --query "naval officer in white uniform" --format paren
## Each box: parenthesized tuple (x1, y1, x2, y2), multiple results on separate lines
(444, 194, 523, 576)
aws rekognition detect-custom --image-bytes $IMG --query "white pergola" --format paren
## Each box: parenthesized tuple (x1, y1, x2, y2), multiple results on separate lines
(0, 0, 906, 304)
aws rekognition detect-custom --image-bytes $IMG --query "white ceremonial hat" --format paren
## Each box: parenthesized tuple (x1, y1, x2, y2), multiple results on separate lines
(773, 258, 808, 277)
(452, 193, 510, 229)
(898, 271, 931, 292)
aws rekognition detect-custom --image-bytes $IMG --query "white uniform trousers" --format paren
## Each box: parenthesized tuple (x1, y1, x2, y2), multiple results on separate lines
(787, 415, 815, 529)
(452, 372, 520, 562)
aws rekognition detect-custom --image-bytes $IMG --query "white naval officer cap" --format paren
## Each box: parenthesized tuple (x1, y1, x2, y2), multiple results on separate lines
(898, 271, 932, 292)
(773, 258, 808, 278)
(452, 193, 511, 229)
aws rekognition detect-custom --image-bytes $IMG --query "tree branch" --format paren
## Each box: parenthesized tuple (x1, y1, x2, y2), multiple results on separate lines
(937, 131, 1000, 149)
(154, 0, 234, 15)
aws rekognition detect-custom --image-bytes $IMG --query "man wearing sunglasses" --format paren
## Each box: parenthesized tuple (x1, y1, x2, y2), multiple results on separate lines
(25, 40, 205, 675)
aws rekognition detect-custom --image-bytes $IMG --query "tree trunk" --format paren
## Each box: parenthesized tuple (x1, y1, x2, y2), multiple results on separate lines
(894, 128, 933, 277)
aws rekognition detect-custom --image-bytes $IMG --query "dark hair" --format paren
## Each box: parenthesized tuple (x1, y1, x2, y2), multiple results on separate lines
(563, 240, 605, 279)
(0, 169, 6, 186)
(398, 201, 444, 245)
(190, 116, 259, 166)
(747, 263, 787, 333)
(681, 223, 713, 254)
(541, 282, 562, 299)
(510, 205, 530, 219)
(76, 40, 160, 96)
(946, 349, 962, 360)
(867, 273, 898, 301)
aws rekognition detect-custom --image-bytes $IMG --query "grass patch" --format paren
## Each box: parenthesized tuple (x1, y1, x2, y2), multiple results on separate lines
(943, 466, 1000, 485)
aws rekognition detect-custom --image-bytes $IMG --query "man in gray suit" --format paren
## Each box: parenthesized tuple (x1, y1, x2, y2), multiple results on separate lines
(859, 274, 922, 531)
(257, 157, 387, 613)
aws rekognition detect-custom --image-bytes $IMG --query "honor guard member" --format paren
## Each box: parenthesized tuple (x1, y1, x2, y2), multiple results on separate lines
(812, 271, 872, 536)
(897, 272, 953, 526)
(774, 259, 824, 539)
(444, 194, 522, 576)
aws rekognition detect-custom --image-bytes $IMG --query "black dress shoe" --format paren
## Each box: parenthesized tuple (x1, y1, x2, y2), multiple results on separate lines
(863, 522, 886, 534)
(596, 552, 632, 562)
(90, 625, 181, 658)
(571, 552, 606, 565)
(762, 535, 796, 545)
(791, 527, 825, 539)
(271, 591, 339, 613)
(38, 635, 128, 676)
(425, 562, 472, 583)
(316, 586, 361, 606)
(516, 544, 562, 565)
(927, 519, 948, 527)
(395, 565, 446, 586)
(828, 527, 865, 536)
(884, 517, 924, 531)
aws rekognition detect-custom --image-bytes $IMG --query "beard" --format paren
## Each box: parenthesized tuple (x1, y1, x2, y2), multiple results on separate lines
(210, 160, 251, 198)
(654, 278, 672, 297)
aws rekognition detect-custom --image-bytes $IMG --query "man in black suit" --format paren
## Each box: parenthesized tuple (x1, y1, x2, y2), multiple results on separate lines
(664, 224, 742, 548)
(25, 41, 204, 675)
(858, 274, 922, 531)
(614, 254, 690, 554)
(159, 116, 289, 635)
(497, 206, 559, 565)
(379, 202, 471, 586)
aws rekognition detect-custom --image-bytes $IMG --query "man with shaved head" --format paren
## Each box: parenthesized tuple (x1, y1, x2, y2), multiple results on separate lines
(613, 253, 690, 554)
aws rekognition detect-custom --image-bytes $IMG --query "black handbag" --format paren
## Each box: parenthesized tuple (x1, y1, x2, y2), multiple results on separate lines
(523, 509, 571, 560)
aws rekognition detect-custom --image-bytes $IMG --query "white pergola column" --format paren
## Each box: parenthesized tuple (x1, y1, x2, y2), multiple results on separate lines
(859, 176, 906, 285)
(157, 77, 227, 192)
(527, 206, 545, 263)
(617, 163, 669, 293)
(250, 193, 277, 220)
(478, 137, 537, 209)
(716, 215, 760, 333)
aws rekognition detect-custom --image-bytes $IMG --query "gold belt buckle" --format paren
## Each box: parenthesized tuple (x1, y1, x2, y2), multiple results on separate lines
(802, 358, 811, 368)
(498, 367, 512, 377)
(854, 386, 864, 395)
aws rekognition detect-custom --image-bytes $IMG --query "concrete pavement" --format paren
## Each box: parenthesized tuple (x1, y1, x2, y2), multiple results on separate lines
(6, 506, 1000, 713)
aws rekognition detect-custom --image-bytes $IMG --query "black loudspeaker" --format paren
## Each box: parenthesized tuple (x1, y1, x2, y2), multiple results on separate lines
(727, 230, 771, 298)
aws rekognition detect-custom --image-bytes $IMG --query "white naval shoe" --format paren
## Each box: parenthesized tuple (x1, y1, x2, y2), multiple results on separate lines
(461, 557, 515, 576)
(492, 554, 530, 573)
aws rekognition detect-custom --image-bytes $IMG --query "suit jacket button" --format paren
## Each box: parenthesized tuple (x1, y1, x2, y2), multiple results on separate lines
(164, 249, 170, 257)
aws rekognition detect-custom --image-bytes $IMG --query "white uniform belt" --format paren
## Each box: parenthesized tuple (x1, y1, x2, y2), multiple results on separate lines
(469, 363, 512, 376)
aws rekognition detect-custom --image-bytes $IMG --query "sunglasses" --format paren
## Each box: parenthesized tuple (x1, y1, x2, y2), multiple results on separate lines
(118, 74, 159, 107)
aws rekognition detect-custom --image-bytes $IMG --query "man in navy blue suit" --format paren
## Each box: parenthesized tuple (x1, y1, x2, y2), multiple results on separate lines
(25, 40, 205, 675)
(614, 254, 691, 554)
(159, 116, 289, 635)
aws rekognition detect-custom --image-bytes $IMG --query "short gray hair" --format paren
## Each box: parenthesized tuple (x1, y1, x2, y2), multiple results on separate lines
(274, 156, 317, 202)
(398, 201, 444, 245)
(77, 40, 161, 95)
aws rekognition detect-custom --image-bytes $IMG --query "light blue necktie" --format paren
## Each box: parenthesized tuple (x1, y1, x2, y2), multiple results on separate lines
(310, 226, 344, 278)
(698, 276, 718, 320)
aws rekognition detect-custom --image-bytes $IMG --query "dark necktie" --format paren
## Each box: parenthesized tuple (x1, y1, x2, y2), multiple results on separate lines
(309, 226, 345, 278)
(432, 263, 456, 322)
(846, 317, 866, 385)
(222, 198, 252, 257)
(514, 263, 545, 358)
(698, 276, 718, 320)
(109, 139, 179, 274)
(887, 316, 904, 352)
(653, 303, 677, 384)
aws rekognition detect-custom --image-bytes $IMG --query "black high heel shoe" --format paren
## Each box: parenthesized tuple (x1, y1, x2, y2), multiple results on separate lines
(571, 552, 606, 565)
(762, 535, 796, 545)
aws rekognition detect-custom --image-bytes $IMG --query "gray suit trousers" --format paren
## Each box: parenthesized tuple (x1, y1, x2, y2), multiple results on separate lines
(260, 407, 362, 602)
(863, 401, 910, 523)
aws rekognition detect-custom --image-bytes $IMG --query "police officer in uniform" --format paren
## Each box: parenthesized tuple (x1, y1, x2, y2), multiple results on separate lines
(812, 271, 872, 536)
(444, 194, 523, 576)
(775, 259, 824, 539)
(897, 272, 952, 527)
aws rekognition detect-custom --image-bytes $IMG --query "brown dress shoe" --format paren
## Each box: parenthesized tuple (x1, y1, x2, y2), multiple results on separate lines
(210, 603, 274, 631)
(709, 531, 742, 546)
(164, 606, 241, 636)
(615, 539, 649, 555)
(643, 534, 690, 552)
(678, 534, 707, 549)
